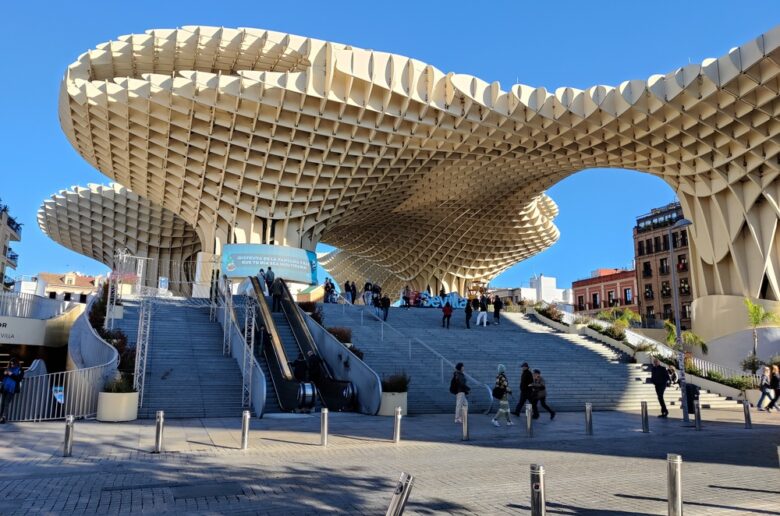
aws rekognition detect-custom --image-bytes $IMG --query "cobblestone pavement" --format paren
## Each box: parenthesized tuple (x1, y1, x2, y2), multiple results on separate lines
(0, 407, 778, 515)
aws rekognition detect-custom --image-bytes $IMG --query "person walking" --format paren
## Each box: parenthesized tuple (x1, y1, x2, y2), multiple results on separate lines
(271, 277, 284, 312)
(464, 299, 473, 329)
(476, 295, 489, 327)
(363, 281, 373, 306)
(651, 358, 670, 417)
(0, 357, 24, 424)
(765, 365, 780, 411)
(343, 281, 352, 304)
(667, 365, 679, 389)
(380, 294, 391, 321)
(491, 364, 513, 426)
(513, 362, 534, 415)
(530, 369, 555, 420)
(756, 366, 772, 410)
(265, 266, 275, 294)
(493, 295, 503, 325)
(402, 286, 411, 309)
(442, 302, 453, 329)
(257, 268, 267, 293)
(350, 282, 358, 305)
(451, 363, 470, 423)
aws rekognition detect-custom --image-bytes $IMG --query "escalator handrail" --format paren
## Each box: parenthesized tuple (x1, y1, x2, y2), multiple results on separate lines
(249, 276, 294, 380)
(278, 279, 334, 379)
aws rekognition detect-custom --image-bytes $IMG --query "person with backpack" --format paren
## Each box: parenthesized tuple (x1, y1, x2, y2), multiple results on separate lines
(0, 357, 24, 424)
(476, 295, 489, 327)
(442, 302, 453, 329)
(512, 362, 534, 416)
(651, 358, 670, 418)
(450, 362, 470, 423)
(491, 364, 513, 426)
(493, 295, 503, 325)
(530, 369, 555, 420)
(265, 266, 275, 294)
(464, 299, 473, 329)
(271, 277, 284, 312)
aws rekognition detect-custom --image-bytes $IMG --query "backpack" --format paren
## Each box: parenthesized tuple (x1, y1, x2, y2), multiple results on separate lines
(492, 386, 505, 400)
(449, 374, 459, 395)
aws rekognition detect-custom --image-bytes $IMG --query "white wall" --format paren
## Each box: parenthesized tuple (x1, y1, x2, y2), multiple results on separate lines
(692, 327, 780, 371)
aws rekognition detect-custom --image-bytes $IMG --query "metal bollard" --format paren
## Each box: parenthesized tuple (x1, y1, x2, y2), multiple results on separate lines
(641, 401, 650, 433)
(525, 404, 533, 438)
(667, 454, 683, 516)
(585, 402, 593, 435)
(152, 410, 165, 454)
(321, 408, 329, 446)
(694, 400, 702, 431)
(742, 400, 752, 429)
(461, 405, 469, 441)
(386, 472, 415, 516)
(393, 406, 402, 444)
(241, 410, 250, 450)
(530, 463, 546, 516)
(63, 415, 75, 457)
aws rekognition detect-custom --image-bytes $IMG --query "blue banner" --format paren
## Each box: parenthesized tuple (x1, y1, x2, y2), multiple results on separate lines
(221, 244, 318, 284)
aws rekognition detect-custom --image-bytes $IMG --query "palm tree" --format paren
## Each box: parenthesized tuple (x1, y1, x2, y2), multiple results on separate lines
(664, 319, 708, 354)
(743, 297, 779, 356)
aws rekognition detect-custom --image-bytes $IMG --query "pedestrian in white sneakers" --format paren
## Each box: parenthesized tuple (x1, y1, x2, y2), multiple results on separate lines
(450, 362, 470, 423)
(476, 295, 489, 327)
(492, 364, 513, 426)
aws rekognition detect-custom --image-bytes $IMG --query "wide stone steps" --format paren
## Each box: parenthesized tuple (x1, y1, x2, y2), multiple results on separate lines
(322, 305, 740, 414)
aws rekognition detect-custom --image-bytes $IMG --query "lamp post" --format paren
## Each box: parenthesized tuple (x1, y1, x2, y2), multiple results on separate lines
(669, 218, 692, 424)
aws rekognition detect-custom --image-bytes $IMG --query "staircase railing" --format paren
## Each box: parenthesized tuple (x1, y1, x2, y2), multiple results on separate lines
(217, 276, 266, 417)
(337, 297, 495, 413)
(133, 297, 151, 408)
(0, 291, 77, 319)
(8, 296, 118, 421)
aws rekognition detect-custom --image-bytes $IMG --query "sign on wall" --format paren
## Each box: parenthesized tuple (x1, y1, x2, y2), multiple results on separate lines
(221, 244, 318, 285)
(419, 292, 469, 309)
(0, 316, 47, 346)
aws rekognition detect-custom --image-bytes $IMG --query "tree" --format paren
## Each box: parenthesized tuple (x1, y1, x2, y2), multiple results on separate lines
(664, 319, 708, 354)
(743, 297, 779, 356)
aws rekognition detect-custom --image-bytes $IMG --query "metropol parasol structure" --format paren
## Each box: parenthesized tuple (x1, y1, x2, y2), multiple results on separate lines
(39, 24, 780, 342)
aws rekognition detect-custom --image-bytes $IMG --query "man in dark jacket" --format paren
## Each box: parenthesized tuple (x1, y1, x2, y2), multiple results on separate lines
(271, 278, 284, 312)
(513, 362, 534, 415)
(265, 266, 275, 293)
(493, 296, 503, 325)
(306, 351, 322, 384)
(380, 295, 391, 321)
(0, 357, 24, 424)
(291, 353, 308, 382)
(464, 300, 473, 329)
(651, 358, 670, 417)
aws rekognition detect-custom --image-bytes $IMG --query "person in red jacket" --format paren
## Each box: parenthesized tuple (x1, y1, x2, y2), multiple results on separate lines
(442, 302, 453, 329)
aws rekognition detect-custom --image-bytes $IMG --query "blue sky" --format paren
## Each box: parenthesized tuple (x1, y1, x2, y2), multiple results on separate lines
(2, 2, 778, 288)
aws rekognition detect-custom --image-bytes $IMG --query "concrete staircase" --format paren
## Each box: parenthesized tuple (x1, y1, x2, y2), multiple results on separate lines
(116, 302, 246, 419)
(321, 304, 740, 414)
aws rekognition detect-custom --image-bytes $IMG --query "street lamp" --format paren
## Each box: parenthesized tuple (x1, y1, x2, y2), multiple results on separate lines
(669, 218, 692, 423)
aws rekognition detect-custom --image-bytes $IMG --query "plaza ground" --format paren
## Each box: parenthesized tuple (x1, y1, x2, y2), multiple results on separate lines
(0, 407, 778, 515)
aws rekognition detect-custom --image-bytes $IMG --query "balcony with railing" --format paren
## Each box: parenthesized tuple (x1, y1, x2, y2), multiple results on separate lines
(608, 298, 620, 307)
(642, 268, 652, 278)
(661, 288, 672, 299)
(659, 264, 670, 275)
(3, 275, 14, 289)
(679, 286, 691, 296)
(5, 248, 18, 268)
(677, 262, 688, 272)
(643, 290, 654, 300)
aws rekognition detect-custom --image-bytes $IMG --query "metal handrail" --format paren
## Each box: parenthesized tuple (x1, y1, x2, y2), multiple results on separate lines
(0, 291, 79, 319)
(279, 279, 326, 371)
(249, 277, 294, 380)
(340, 299, 494, 413)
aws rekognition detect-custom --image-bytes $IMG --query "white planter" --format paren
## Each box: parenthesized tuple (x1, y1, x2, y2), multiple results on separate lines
(107, 305, 124, 320)
(582, 327, 635, 356)
(635, 352, 654, 364)
(572, 324, 587, 335)
(97, 391, 139, 422)
(529, 309, 571, 333)
(378, 391, 407, 416)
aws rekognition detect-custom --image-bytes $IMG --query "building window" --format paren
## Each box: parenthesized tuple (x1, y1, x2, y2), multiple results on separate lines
(638, 241, 645, 256)
(659, 257, 669, 275)
(79, 293, 88, 303)
(607, 290, 616, 306)
(646, 306, 655, 319)
(682, 303, 692, 319)
(677, 254, 688, 272)
(642, 262, 652, 278)
(661, 281, 672, 298)
(645, 239, 653, 254)
(663, 304, 673, 321)
(662, 234, 669, 251)
(654, 236, 661, 253)
(624, 288, 633, 304)
(592, 293, 600, 309)
(577, 296, 585, 311)
(672, 232, 680, 249)
(63, 293, 71, 301)
(681, 229, 688, 247)
(66, 277, 74, 286)
(48, 292, 56, 299)
(644, 286, 654, 300)
(680, 278, 691, 296)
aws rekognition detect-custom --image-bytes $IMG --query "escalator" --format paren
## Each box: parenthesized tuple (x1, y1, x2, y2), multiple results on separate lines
(247, 276, 315, 412)
(275, 278, 356, 412)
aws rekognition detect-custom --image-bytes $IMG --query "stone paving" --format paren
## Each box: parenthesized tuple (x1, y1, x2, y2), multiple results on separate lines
(0, 407, 778, 515)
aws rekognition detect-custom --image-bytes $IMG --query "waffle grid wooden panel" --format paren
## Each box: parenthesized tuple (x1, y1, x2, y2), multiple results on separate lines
(47, 25, 780, 332)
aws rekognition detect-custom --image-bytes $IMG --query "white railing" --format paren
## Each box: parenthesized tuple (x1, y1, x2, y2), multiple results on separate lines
(338, 297, 495, 413)
(0, 291, 78, 319)
(217, 277, 266, 417)
(8, 297, 118, 421)
(133, 298, 151, 407)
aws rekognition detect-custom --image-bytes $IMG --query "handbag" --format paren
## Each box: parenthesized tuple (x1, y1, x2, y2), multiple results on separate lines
(492, 386, 505, 400)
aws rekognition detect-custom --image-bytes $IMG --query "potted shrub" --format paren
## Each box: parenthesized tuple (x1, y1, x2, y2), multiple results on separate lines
(572, 316, 590, 333)
(378, 372, 410, 416)
(97, 373, 138, 422)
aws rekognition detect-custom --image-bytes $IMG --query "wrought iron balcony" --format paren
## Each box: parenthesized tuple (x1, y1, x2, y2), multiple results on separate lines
(677, 262, 688, 272)
(642, 269, 652, 278)
(659, 265, 670, 275)
(6, 216, 21, 237)
(5, 249, 17, 267)
(679, 287, 691, 296)
(661, 289, 672, 298)
(644, 291, 654, 300)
